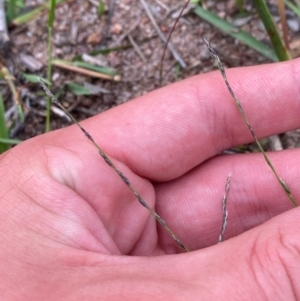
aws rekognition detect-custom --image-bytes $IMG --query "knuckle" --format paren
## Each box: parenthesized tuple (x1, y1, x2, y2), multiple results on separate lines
(249, 223, 300, 300)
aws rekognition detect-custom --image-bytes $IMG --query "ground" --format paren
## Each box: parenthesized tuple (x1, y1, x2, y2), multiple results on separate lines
(2, 0, 300, 149)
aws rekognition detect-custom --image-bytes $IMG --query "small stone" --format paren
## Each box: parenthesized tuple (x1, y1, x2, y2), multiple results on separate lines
(53, 32, 69, 46)
(110, 23, 123, 35)
(87, 32, 102, 45)
(108, 52, 120, 67)
(160, 24, 168, 33)
(82, 98, 93, 106)
(232, 15, 252, 27)
(70, 21, 78, 45)
(52, 72, 60, 82)
(287, 18, 300, 33)
(103, 94, 114, 105)
(19, 53, 43, 72)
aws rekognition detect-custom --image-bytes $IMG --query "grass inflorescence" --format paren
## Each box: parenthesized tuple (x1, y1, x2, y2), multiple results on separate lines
(204, 38, 298, 208)
(219, 174, 231, 243)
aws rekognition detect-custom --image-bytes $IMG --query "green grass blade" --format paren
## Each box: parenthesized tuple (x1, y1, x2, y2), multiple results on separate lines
(6, 0, 17, 25)
(12, 6, 44, 26)
(71, 61, 118, 76)
(23, 73, 51, 85)
(11, 0, 66, 26)
(193, 5, 278, 61)
(0, 93, 9, 153)
(48, 0, 56, 28)
(253, 0, 291, 61)
(285, 0, 300, 18)
(66, 82, 91, 95)
(98, 1, 105, 16)
(0, 138, 21, 144)
(46, 0, 57, 132)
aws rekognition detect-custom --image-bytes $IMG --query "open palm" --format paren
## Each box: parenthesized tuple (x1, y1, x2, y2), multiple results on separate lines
(1, 59, 300, 300)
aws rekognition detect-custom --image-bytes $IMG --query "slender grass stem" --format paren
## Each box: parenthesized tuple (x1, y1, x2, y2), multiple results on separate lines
(46, 26, 52, 132)
(46, 0, 56, 132)
(38, 78, 190, 252)
(204, 38, 298, 207)
(159, 0, 190, 86)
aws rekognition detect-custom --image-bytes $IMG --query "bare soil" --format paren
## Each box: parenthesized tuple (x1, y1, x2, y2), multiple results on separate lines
(3, 0, 300, 148)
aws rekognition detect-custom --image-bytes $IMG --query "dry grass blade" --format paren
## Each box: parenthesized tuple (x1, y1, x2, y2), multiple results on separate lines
(52, 59, 120, 81)
(1, 66, 24, 121)
(204, 38, 298, 208)
(218, 173, 231, 243)
(278, 0, 290, 51)
(38, 78, 190, 252)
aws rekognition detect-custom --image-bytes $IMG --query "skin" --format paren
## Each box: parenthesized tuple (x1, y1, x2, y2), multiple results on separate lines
(1, 59, 300, 300)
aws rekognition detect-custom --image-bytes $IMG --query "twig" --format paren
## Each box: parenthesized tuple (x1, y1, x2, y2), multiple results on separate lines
(218, 174, 231, 243)
(38, 78, 190, 252)
(154, 0, 170, 13)
(139, 0, 186, 69)
(204, 38, 298, 207)
(128, 34, 147, 63)
(159, 0, 190, 85)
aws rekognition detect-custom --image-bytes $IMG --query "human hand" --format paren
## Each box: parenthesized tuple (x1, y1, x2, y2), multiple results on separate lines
(1, 59, 300, 300)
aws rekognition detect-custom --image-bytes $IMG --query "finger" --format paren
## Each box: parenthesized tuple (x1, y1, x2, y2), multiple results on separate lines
(57, 207, 300, 300)
(76, 58, 300, 181)
(154, 149, 300, 251)
(2, 140, 158, 255)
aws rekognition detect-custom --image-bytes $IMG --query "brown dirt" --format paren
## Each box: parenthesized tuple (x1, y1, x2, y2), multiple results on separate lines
(3, 0, 300, 149)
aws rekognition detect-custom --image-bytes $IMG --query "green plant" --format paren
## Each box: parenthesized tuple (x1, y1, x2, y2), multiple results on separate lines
(235, 0, 245, 14)
(285, 0, 300, 17)
(98, 1, 105, 16)
(45, 0, 56, 132)
(8, 0, 67, 26)
(193, 6, 278, 61)
(192, 0, 290, 62)
(5, 0, 25, 25)
(253, 0, 291, 61)
(0, 92, 20, 154)
(0, 93, 9, 153)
